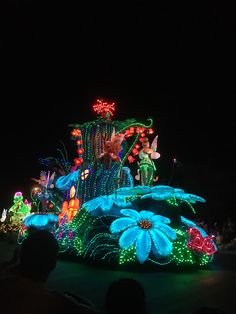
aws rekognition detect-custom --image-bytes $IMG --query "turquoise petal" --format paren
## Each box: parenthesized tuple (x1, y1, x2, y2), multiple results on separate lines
(119, 226, 140, 249)
(173, 188, 185, 193)
(109, 194, 132, 207)
(150, 229, 172, 257)
(151, 215, 170, 224)
(23, 214, 58, 229)
(116, 186, 150, 196)
(181, 216, 197, 227)
(139, 210, 155, 219)
(110, 217, 137, 234)
(178, 193, 206, 203)
(195, 226, 208, 237)
(100, 196, 113, 212)
(120, 209, 141, 220)
(150, 185, 175, 193)
(136, 230, 151, 263)
(141, 192, 173, 201)
(153, 222, 176, 240)
(84, 196, 106, 211)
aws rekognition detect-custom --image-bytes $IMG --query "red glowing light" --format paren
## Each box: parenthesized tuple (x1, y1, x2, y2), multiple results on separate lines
(71, 129, 81, 137)
(148, 128, 154, 134)
(77, 148, 84, 155)
(187, 227, 217, 255)
(93, 99, 116, 118)
(76, 139, 83, 145)
(132, 148, 139, 155)
(128, 155, 135, 163)
(74, 157, 84, 166)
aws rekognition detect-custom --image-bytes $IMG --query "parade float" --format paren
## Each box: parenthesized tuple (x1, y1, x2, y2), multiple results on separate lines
(1, 99, 217, 268)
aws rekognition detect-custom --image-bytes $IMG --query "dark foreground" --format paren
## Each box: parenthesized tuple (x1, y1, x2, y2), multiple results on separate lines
(0, 233, 235, 314)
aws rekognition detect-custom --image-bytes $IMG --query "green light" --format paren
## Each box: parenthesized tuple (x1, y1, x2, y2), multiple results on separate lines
(119, 246, 136, 264)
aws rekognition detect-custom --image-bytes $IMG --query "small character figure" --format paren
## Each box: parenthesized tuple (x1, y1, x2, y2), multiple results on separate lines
(99, 129, 125, 169)
(9, 192, 31, 224)
(31, 171, 55, 213)
(135, 135, 160, 186)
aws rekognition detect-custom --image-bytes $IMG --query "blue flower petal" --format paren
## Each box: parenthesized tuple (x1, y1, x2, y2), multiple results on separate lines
(177, 193, 206, 203)
(195, 226, 208, 237)
(84, 196, 106, 212)
(109, 194, 132, 207)
(141, 192, 173, 201)
(150, 185, 175, 193)
(173, 188, 185, 193)
(55, 171, 79, 191)
(153, 222, 176, 240)
(151, 215, 170, 224)
(23, 214, 58, 229)
(116, 186, 150, 196)
(139, 210, 155, 219)
(120, 209, 141, 221)
(100, 196, 113, 212)
(181, 216, 197, 227)
(110, 217, 137, 234)
(150, 229, 173, 257)
(119, 226, 140, 249)
(136, 230, 152, 263)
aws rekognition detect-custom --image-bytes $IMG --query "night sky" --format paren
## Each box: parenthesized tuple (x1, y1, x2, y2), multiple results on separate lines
(1, 2, 235, 222)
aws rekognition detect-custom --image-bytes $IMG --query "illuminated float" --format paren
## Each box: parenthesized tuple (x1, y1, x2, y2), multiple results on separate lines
(14, 99, 217, 267)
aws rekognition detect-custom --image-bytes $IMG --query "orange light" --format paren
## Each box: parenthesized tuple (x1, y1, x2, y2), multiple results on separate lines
(76, 139, 83, 145)
(74, 158, 81, 166)
(71, 129, 81, 137)
(77, 148, 84, 155)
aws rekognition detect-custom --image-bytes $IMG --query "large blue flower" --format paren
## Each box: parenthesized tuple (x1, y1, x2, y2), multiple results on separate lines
(23, 213, 58, 230)
(110, 209, 176, 263)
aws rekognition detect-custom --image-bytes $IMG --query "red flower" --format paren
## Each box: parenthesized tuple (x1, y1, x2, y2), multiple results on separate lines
(187, 227, 217, 255)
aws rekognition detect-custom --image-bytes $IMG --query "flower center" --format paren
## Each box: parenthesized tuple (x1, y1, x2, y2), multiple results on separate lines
(138, 219, 152, 229)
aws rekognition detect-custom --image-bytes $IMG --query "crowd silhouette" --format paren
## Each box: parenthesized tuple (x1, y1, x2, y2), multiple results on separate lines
(0, 225, 232, 314)
(195, 217, 236, 250)
(0, 229, 99, 314)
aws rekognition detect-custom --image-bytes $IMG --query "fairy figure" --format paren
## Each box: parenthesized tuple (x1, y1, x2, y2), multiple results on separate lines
(98, 129, 125, 169)
(31, 171, 56, 213)
(135, 135, 160, 186)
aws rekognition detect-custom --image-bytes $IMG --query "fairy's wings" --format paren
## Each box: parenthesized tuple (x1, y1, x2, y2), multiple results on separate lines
(151, 135, 158, 152)
(47, 171, 56, 187)
(50, 171, 56, 183)
(150, 135, 160, 159)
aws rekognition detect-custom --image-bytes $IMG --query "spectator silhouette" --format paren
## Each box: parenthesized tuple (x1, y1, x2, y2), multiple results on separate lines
(0, 229, 99, 314)
(105, 277, 148, 314)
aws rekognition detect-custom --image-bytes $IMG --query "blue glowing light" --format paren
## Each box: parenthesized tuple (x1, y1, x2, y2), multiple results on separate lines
(110, 209, 176, 263)
(23, 213, 58, 229)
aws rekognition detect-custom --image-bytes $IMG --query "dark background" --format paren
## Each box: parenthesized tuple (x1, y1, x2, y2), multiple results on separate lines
(0, 2, 235, 223)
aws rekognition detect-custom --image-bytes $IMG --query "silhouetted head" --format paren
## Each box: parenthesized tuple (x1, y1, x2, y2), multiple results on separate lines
(19, 230, 59, 282)
(106, 278, 147, 314)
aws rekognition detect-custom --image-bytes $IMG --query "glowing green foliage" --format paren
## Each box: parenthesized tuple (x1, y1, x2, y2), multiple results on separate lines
(119, 245, 136, 264)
